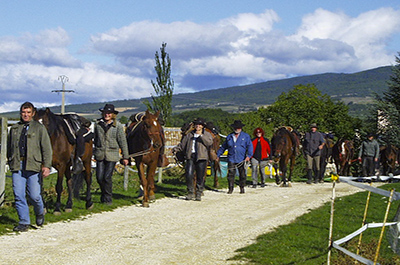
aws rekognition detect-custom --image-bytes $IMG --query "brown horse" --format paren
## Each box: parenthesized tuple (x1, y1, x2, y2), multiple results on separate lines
(177, 122, 221, 188)
(332, 139, 355, 176)
(319, 134, 335, 181)
(380, 144, 398, 175)
(35, 108, 93, 214)
(126, 110, 164, 207)
(270, 127, 299, 187)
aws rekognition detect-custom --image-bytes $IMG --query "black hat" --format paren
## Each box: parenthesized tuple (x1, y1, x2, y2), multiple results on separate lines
(310, 123, 318, 129)
(99, 104, 119, 114)
(367, 132, 374, 138)
(193, 117, 206, 126)
(231, 120, 245, 129)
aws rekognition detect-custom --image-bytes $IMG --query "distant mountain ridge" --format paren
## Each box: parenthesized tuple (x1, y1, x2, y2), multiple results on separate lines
(1, 65, 393, 119)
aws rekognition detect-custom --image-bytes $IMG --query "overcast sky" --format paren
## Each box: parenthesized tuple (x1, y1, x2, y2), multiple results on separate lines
(0, 0, 399, 112)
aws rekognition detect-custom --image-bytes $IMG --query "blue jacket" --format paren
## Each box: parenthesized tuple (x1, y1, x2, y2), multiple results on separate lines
(217, 132, 253, 163)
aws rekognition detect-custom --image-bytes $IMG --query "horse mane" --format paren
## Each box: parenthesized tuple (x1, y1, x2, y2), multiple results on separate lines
(37, 108, 64, 137)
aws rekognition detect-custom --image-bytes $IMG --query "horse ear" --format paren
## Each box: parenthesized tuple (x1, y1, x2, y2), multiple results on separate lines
(145, 109, 151, 116)
(155, 110, 160, 118)
(45, 108, 51, 113)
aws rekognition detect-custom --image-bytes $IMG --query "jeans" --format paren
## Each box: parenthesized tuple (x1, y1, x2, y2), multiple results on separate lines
(185, 158, 207, 195)
(362, 156, 375, 177)
(250, 158, 268, 185)
(12, 167, 44, 225)
(96, 160, 116, 203)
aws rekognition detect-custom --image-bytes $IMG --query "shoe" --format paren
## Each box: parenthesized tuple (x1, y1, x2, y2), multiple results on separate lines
(36, 214, 44, 226)
(72, 157, 83, 174)
(195, 196, 201, 201)
(13, 224, 29, 232)
(240, 187, 245, 194)
(260, 183, 265, 188)
(186, 193, 194, 200)
(227, 188, 233, 194)
(306, 179, 312, 184)
(103, 201, 113, 206)
(251, 184, 257, 188)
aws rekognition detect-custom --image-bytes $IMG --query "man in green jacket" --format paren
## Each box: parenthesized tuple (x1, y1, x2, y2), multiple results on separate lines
(358, 133, 380, 178)
(7, 102, 53, 232)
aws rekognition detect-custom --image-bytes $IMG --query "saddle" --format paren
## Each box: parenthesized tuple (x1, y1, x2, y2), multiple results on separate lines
(61, 114, 93, 145)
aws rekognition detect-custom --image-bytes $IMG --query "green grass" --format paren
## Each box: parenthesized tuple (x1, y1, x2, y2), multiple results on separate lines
(2, 167, 399, 264)
(230, 182, 400, 265)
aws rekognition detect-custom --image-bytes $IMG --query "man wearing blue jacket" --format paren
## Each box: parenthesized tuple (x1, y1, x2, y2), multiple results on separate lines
(217, 120, 253, 194)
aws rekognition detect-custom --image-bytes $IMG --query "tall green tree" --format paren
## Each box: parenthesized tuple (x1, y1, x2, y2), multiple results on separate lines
(372, 52, 400, 145)
(258, 84, 360, 138)
(143, 42, 174, 126)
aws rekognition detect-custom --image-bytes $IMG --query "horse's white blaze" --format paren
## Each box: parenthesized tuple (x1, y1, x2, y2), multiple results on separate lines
(38, 118, 43, 124)
(341, 142, 345, 155)
(153, 121, 158, 126)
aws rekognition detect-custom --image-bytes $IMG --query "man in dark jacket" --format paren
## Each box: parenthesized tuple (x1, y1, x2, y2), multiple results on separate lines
(7, 102, 53, 232)
(358, 133, 380, 177)
(303, 123, 325, 184)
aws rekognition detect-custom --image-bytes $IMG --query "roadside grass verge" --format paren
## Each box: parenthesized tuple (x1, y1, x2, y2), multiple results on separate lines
(230, 182, 400, 265)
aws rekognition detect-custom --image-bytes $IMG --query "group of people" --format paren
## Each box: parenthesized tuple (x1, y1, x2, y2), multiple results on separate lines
(7, 101, 381, 231)
(7, 102, 129, 232)
(173, 118, 274, 200)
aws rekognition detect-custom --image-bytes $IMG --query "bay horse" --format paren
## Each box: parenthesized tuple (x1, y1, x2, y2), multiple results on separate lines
(380, 144, 398, 176)
(35, 108, 93, 214)
(126, 110, 164, 207)
(270, 127, 299, 187)
(319, 133, 334, 181)
(332, 139, 355, 176)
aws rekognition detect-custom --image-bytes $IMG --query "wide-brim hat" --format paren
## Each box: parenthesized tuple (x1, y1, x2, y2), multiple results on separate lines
(193, 117, 206, 126)
(99, 104, 119, 114)
(231, 120, 245, 129)
(310, 123, 318, 129)
(367, 132, 375, 138)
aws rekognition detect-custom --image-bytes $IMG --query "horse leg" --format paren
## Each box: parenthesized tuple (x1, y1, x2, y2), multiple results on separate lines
(213, 161, 220, 188)
(65, 165, 73, 212)
(137, 161, 149, 207)
(273, 164, 281, 185)
(83, 160, 93, 210)
(147, 163, 156, 202)
(280, 161, 287, 187)
(54, 169, 64, 215)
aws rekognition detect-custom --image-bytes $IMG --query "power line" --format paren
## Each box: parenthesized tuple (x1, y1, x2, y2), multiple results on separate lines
(51, 75, 74, 114)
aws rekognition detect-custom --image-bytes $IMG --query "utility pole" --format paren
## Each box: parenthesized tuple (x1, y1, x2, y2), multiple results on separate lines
(52, 75, 74, 114)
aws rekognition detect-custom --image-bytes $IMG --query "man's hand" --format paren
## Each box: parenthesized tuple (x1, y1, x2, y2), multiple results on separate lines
(245, 157, 250, 162)
(122, 159, 129, 166)
(42, 167, 51, 178)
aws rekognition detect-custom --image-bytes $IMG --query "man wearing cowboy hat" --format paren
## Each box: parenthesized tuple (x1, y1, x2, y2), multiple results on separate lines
(303, 123, 325, 184)
(217, 120, 253, 194)
(94, 103, 129, 205)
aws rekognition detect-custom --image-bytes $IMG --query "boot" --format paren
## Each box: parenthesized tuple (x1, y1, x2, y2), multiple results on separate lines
(72, 157, 83, 175)
(240, 186, 245, 194)
(314, 170, 320, 184)
(195, 191, 202, 201)
(227, 178, 234, 194)
(306, 169, 312, 184)
(186, 192, 194, 200)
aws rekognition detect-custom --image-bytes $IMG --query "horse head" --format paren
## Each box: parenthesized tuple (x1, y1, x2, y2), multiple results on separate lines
(35, 108, 59, 136)
(271, 128, 289, 162)
(142, 110, 163, 149)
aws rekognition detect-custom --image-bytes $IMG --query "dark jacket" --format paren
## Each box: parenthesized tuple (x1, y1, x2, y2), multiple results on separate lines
(7, 120, 53, 172)
(358, 139, 379, 159)
(251, 137, 271, 161)
(303, 131, 325, 157)
(173, 129, 213, 161)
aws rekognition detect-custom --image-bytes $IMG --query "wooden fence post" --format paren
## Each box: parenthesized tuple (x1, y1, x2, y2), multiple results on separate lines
(0, 117, 7, 207)
(124, 166, 129, 191)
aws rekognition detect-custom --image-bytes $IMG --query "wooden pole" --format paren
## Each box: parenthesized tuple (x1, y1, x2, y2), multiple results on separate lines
(356, 182, 373, 261)
(373, 189, 394, 264)
(0, 118, 7, 207)
(327, 179, 336, 265)
(123, 166, 129, 191)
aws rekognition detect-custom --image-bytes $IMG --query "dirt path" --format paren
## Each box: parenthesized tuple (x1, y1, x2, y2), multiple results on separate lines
(0, 182, 363, 265)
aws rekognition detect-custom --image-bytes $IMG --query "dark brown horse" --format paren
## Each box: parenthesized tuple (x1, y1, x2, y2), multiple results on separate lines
(332, 139, 355, 176)
(35, 108, 93, 214)
(319, 134, 334, 181)
(270, 127, 299, 187)
(126, 110, 164, 207)
(380, 144, 398, 175)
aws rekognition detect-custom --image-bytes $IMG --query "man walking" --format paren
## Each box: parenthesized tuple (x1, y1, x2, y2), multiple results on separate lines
(303, 123, 325, 184)
(7, 102, 53, 232)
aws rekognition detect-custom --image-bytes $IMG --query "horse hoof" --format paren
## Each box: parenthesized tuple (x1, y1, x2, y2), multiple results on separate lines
(288, 182, 292, 187)
(65, 208, 72, 213)
(53, 211, 61, 216)
(86, 202, 94, 210)
(142, 202, 150, 208)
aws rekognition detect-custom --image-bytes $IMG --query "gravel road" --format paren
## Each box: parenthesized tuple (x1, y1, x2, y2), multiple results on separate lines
(0, 182, 362, 265)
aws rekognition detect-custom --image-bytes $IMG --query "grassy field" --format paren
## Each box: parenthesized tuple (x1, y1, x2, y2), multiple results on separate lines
(1, 167, 400, 264)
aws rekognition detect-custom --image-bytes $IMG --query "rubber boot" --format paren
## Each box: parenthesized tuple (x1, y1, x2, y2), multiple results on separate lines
(240, 186, 245, 194)
(306, 169, 313, 184)
(314, 170, 320, 184)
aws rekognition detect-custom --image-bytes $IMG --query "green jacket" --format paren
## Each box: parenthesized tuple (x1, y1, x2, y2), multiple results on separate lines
(173, 130, 213, 161)
(7, 120, 53, 172)
(358, 139, 380, 159)
(94, 119, 129, 162)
